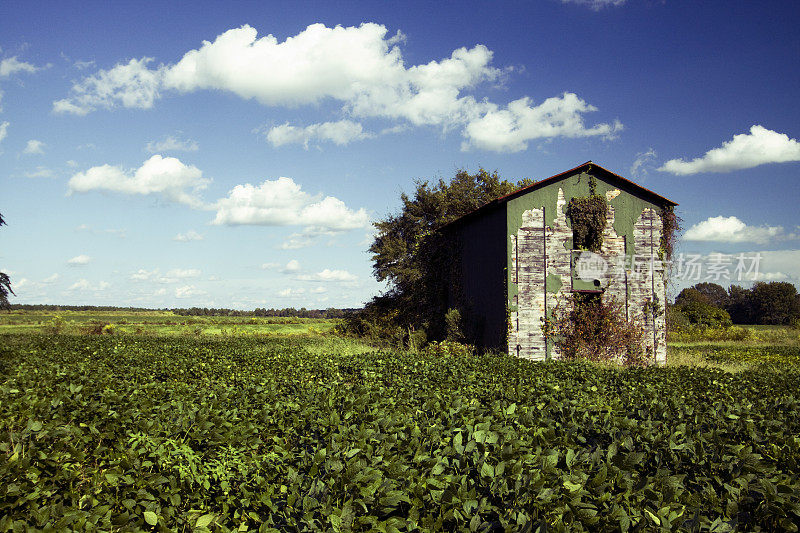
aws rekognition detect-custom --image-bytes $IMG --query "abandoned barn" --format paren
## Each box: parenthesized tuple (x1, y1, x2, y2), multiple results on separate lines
(443, 161, 678, 364)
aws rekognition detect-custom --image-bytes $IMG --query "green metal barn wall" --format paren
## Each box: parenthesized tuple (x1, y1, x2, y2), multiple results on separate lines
(449, 204, 507, 350)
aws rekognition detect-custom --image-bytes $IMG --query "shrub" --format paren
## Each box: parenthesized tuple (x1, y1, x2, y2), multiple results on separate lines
(444, 308, 464, 341)
(543, 293, 646, 366)
(423, 340, 474, 357)
(678, 300, 732, 328)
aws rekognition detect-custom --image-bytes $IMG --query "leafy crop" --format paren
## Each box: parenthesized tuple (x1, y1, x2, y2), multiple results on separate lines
(2, 334, 800, 531)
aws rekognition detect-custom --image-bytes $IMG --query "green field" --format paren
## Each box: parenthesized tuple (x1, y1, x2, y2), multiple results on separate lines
(0, 310, 336, 337)
(1, 315, 799, 531)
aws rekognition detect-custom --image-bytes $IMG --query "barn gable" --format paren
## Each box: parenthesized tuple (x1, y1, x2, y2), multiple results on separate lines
(446, 162, 676, 364)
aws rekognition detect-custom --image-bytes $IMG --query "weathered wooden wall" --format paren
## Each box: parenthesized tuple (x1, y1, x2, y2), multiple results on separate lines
(508, 187, 667, 364)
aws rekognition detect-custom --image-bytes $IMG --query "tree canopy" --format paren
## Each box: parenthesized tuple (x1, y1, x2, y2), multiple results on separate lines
(0, 213, 13, 309)
(361, 169, 532, 340)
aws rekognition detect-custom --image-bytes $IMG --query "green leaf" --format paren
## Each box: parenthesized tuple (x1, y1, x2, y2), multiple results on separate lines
(196, 514, 215, 528)
(480, 461, 494, 478)
(143, 511, 158, 526)
(644, 509, 660, 526)
(453, 432, 464, 454)
(506, 403, 516, 415)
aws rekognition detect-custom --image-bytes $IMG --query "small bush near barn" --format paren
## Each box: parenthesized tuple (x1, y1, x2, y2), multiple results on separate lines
(2, 333, 800, 531)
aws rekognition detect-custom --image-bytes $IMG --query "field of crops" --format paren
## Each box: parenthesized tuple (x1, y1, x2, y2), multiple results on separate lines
(2, 332, 800, 531)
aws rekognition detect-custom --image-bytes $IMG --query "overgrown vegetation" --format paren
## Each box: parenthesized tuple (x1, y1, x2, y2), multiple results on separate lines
(566, 179, 608, 252)
(2, 333, 800, 531)
(658, 206, 680, 262)
(345, 169, 532, 347)
(543, 293, 647, 366)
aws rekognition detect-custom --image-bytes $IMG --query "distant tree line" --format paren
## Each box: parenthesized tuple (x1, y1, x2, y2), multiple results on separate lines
(10, 304, 163, 312)
(9, 304, 355, 318)
(672, 281, 800, 327)
(171, 307, 355, 318)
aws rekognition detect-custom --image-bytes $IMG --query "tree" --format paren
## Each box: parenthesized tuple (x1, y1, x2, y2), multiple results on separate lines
(727, 284, 753, 324)
(0, 213, 13, 309)
(749, 281, 800, 325)
(366, 169, 531, 338)
(691, 282, 728, 309)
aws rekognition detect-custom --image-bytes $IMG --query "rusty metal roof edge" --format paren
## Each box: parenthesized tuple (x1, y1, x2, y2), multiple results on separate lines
(441, 161, 677, 231)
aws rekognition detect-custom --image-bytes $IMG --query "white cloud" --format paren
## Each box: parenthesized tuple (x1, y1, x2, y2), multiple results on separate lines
(461, 93, 622, 152)
(67, 279, 110, 291)
(67, 254, 91, 265)
(280, 232, 315, 250)
(165, 268, 201, 279)
(66, 160, 79, 167)
(53, 57, 161, 115)
(266, 120, 372, 148)
(173, 229, 203, 242)
(297, 269, 357, 282)
(146, 135, 199, 153)
(130, 268, 201, 283)
(175, 285, 206, 298)
(212, 176, 369, 231)
(42, 273, 60, 283)
(0, 121, 8, 143)
(659, 125, 800, 175)
(68, 154, 210, 207)
(683, 216, 793, 244)
(0, 56, 39, 77)
(260, 262, 280, 269)
(24, 166, 54, 178)
(561, 0, 626, 10)
(630, 148, 657, 177)
(22, 139, 45, 154)
(55, 23, 619, 152)
(310, 286, 327, 294)
(281, 259, 301, 273)
(278, 287, 305, 297)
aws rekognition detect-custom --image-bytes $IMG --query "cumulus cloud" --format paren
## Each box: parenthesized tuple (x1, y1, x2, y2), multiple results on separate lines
(0, 56, 39, 77)
(173, 229, 203, 242)
(23, 166, 54, 178)
(175, 285, 206, 298)
(212, 176, 369, 231)
(67, 254, 91, 265)
(146, 135, 199, 153)
(54, 23, 619, 152)
(53, 57, 160, 115)
(265, 120, 372, 148)
(282, 259, 301, 273)
(297, 269, 357, 282)
(22, 139, 45, 154)
(278, 287, 305, 297)
(42, 273, 60, 283)
(561, 0, 626, 10)
(461, 94, 622, 152)
(0, 121, 8, 144)
(68, 279, 110, 291)
(68, 154, 210, 207)
(130, 268, 201, 283)
(683, 216, 793, 244)
(659, 126, 800, 175)
(630, 148, 657, 177)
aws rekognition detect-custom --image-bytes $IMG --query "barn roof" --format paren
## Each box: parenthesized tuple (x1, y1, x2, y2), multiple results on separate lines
(444, 161, 677, 229)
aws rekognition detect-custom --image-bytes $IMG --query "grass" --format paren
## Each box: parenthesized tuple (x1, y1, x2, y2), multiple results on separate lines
(666, 324, 800, 372)
(0, 309, 337, 336)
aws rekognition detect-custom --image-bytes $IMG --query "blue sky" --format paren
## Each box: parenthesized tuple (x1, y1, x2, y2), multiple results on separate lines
(1, 0, 799, 308)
